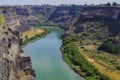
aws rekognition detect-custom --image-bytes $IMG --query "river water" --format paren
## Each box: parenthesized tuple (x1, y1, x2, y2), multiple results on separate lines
(23, 27, 84, 80)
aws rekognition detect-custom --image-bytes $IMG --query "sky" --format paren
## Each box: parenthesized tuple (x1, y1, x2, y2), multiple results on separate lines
(0, 0, 120, 5)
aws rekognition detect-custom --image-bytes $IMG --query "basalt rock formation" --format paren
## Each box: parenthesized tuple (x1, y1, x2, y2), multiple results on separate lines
(0, 5, 120, 80)
(72, 6, 120, 54)
(0, 26, 35, 80)
(0, 5, 120, 54)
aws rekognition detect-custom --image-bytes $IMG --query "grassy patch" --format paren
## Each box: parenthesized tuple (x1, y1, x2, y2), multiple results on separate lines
(0, 14, 5, 25)
(86, 76, 97, 80)
(62, 36, 110, 80)
(23, 29, 50, 45)
(79, 45, 120, 80)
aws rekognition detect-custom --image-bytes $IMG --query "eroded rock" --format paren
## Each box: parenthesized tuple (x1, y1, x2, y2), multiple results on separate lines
(0, 28, 35, 80)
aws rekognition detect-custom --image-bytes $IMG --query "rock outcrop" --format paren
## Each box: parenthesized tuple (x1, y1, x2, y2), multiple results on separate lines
(0, 26, 35, 80)
(74, 7, 120, 37)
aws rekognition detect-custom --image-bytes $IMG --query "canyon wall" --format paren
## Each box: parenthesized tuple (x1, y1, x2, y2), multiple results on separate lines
(0, 26, 35, 80)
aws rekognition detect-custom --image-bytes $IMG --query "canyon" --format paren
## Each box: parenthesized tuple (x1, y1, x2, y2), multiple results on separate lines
(0, 5, 120, 80)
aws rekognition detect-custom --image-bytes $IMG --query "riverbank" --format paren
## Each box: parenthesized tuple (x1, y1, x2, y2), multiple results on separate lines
(77, 44, 120, 80)
(23, 27, 84, 80)
(61, 36, 110, 80)
(22, 27, 50, 45)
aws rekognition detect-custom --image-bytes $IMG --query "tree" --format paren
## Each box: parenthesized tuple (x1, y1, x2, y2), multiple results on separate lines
(112, 2, 118, 6)
(105, 3, 111, 6)
(116, 65, 120, 70)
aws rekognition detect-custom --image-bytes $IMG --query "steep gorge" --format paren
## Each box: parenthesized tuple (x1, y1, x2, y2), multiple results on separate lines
(0, 5, 120, 80)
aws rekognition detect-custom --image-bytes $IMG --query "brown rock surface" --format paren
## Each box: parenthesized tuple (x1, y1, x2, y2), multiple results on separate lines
(0, 27, 35, 80)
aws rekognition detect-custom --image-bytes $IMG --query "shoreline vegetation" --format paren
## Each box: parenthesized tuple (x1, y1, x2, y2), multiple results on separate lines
(22, 27, 50, 46)
(78, 45, 120, 80)
(21, 25, 118, 80)
(61, 36, 110, 80)
(22, 25, 64, 46)
(22, 26, 110, 80)
(1, 4, 120, 80)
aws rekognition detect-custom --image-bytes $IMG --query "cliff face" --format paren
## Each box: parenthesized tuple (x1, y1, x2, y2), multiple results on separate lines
(0, 26, 35, 80)
(73, 7, 120, 36)
(71, 6, 120, 54)
(0, 5, 83, 28)
(0, 5, 120, 54)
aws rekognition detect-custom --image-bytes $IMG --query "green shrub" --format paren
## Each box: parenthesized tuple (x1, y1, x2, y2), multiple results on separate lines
(116, 65, 120, 70)
(98, 41, 120, 54)
(62, 36, 110, 80)
(0, 14, 5, 25)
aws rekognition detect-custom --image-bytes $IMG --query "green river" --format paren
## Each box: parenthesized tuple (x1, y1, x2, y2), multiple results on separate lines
(23, 26, 84, 80)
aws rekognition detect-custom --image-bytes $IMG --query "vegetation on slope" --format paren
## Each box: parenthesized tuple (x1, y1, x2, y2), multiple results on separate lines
(0, 14, 5, 31)
(68, 19, 120, 80)
(22, 28, 44, 41)
(0, 14, 5, 25)
(22, 28, 50, 45)
(78, 44, 120, 80)
(62, 36, 110, 80)
(98, 40, 120, 54)
(74, 21, 109, 42)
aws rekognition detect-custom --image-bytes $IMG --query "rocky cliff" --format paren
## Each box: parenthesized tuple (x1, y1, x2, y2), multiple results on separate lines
(0, 5, 120, 80)
(73, 7, 120, 36)
(0, 25, 35, 80)
(0, 5, 120, 53)
(71, 6, 120, 54)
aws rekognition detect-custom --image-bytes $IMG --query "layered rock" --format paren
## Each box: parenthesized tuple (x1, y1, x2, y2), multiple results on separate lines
(73, 7, 120, 36)
(0, 26, 35, 80)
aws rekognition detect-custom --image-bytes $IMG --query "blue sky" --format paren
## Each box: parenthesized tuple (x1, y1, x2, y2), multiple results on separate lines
(0, 0, 120, 5)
